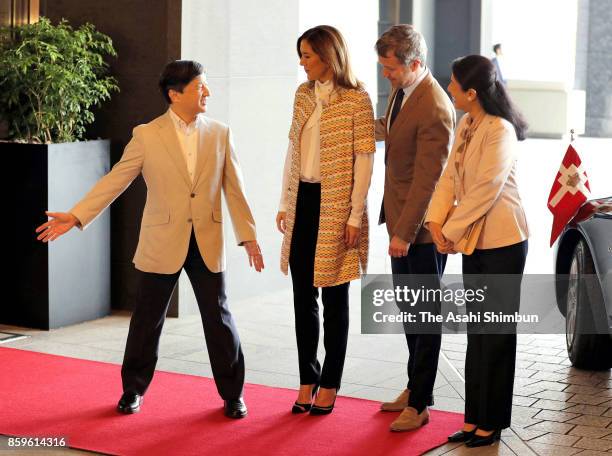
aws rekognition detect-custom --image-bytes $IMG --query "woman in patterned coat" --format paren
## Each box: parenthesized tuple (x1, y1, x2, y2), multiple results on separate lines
(276, 25, 376, 415)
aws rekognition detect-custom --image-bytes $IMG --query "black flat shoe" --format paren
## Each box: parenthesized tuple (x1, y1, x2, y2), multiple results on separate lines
(224, 398, 248, 419)
(292, 384, 320, 414)
(466, 429, 501, 447)
(447, 428, 477, 442)
(117, 392, 143, 414)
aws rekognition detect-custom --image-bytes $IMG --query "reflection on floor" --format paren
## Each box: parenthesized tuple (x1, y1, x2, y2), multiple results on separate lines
(0, 332, 27, 344)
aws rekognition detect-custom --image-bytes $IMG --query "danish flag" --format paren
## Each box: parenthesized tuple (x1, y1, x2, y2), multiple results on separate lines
(547, 144, 590, 246)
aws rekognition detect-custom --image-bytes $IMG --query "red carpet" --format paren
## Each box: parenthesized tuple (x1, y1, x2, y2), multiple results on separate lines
(0, 347, 463, 455)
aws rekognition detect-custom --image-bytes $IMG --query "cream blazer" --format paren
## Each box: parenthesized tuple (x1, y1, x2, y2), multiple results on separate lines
(425, 114, 529, 250)
(70, 111, 257, 274)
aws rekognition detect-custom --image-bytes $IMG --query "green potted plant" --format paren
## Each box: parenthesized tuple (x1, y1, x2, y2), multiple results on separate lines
(0, 17, 119, 329)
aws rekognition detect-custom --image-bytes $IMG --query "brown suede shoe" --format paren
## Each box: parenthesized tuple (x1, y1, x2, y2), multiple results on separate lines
(380, 388, 410, 412)
(390, 406, 430, 432)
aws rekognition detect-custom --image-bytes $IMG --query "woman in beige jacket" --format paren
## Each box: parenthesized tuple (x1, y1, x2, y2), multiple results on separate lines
(425, 55, 529, 447)
(276, 25, 376, 415)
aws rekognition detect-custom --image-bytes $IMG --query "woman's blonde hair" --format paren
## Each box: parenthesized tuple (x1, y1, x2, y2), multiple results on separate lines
(297, 25, 363, 90)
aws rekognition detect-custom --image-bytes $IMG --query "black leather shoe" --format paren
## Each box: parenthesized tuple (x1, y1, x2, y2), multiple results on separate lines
(448, 428, 477, 442)
(466, 429, 501, 447)
(310, 389, 337, 416)
(224, 398, 248, 419)
(309, 398, 336, 415)
(292, 384, 320, 414)
(117, 392, 143, 414)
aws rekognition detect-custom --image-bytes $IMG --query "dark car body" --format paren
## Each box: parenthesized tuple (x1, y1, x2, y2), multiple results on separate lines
(554, 197, 612, 369)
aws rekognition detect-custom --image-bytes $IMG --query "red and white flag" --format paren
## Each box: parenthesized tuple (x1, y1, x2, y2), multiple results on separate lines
(547, 144, 590, 246)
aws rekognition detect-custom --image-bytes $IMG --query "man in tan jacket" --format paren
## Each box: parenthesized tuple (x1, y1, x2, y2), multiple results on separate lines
(35, 60, 263, 419)
(374, 25, 455, 431)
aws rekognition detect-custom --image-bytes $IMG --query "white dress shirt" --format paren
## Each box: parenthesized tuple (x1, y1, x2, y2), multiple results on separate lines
(169, 108, 200, 183)
(279, 80, 374, 228)
(386, 67, 429, 132)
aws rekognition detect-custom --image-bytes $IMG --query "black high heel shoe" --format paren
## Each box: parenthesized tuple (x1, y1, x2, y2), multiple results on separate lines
(309, 389, 337, 416)
(291, 384, 320, 414)
(447, 428, 477, 442)
(465, 429, 501, 447)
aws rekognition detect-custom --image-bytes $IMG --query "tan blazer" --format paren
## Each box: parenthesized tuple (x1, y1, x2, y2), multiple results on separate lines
(70, 111, 257, 274)
(425, 113, 529, 249)
(375, 72, 455, 244)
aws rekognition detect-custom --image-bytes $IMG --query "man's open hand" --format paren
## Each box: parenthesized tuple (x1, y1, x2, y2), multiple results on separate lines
(243, 240, 264, 272)
(35, 212, 79, 243)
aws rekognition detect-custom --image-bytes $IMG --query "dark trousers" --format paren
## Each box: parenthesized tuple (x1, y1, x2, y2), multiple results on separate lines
(462, 240, 528, 429)
(289, 181, 350, 390)
(390, 243, 447, 411)
(121, 230, 245, 400)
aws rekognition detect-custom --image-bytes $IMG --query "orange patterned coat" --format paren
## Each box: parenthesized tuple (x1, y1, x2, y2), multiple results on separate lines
(280, 82, 376, 287)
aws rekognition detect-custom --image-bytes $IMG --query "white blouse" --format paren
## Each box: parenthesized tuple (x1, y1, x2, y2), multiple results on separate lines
(279, 79, 374, 228)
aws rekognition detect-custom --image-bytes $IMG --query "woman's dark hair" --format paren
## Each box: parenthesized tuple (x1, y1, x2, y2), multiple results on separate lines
(158, 60, 204, 104)
(452, 55, 528, 141)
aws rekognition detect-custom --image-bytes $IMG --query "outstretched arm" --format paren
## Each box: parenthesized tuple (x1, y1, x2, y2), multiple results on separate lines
(35, 127, 145, 242)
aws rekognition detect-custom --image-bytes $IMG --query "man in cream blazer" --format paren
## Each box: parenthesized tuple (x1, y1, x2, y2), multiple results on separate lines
(374, 25, 455, 432)
(36, 61, 263, 419)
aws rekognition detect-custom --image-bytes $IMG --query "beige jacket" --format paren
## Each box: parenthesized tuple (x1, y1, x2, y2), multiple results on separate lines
(425, 114, 529, 250)
(70, 111, 257, 274)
